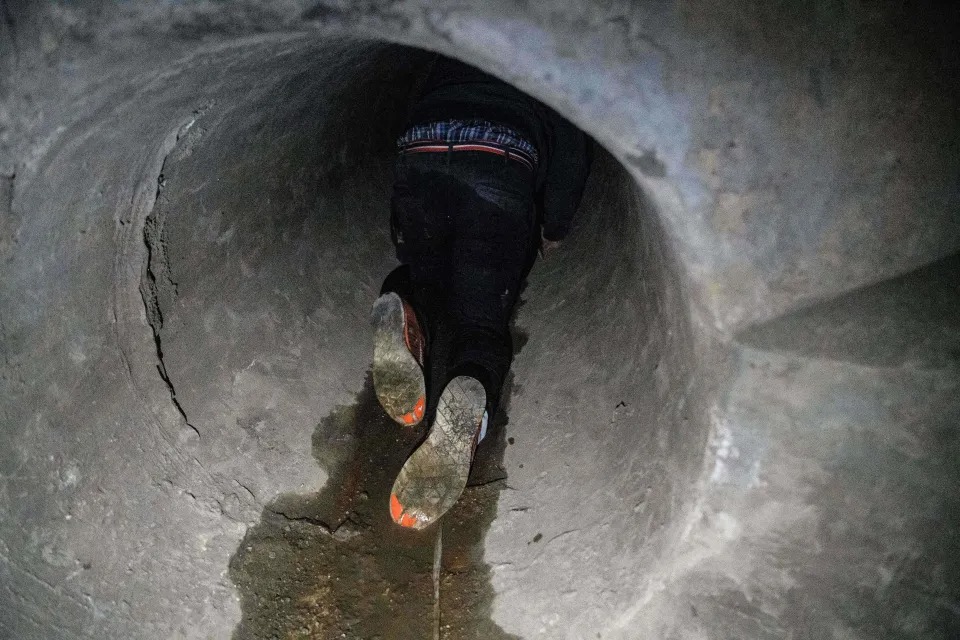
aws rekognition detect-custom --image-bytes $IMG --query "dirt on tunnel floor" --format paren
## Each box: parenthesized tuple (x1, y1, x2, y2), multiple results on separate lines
(230, 372, 524, 640)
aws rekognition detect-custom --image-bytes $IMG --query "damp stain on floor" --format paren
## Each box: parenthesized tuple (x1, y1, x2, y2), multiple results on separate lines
(229, 373, 521, 639)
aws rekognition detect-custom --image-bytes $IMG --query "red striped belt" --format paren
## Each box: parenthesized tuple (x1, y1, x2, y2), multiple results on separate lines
(399, 140, 537, 172)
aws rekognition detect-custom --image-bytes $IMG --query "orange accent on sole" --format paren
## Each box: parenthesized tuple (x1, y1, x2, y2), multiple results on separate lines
(389, 493, 418, 528)
(390, 493, 403, 521)
(399, 396, 426, 426)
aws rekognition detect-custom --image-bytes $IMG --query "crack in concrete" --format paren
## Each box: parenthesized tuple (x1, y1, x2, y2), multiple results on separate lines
(141, 242, 198, 438)
(264, 508, 332, 530)
(263, 506, 367, 542)
(138, 123, 200, 441)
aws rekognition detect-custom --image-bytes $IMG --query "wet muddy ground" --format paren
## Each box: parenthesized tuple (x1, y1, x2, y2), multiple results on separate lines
(230, 373, 521, 639)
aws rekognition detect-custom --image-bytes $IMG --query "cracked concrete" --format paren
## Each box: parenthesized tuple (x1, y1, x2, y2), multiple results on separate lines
(1, 1, 959, 638)
(140, 119, 201, 441)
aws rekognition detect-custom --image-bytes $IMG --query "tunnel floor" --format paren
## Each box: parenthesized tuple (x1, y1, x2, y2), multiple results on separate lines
(230, 373, 523, 639)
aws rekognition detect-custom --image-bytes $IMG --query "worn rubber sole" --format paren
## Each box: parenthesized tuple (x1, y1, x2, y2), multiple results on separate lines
(371, 292, 426, 426)
(389, 376, 486, 530)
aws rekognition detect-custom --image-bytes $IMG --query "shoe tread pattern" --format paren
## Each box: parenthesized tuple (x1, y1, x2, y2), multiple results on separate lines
(371, 293, 426, 426)
(390, 376, 486, 529)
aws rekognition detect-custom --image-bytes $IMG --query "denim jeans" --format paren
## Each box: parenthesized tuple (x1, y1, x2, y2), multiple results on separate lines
(383, 149, 539, 420)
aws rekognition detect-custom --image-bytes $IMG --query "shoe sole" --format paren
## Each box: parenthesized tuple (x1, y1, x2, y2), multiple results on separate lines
(371, 293, 426, 426)
(389, 376, 486, 530)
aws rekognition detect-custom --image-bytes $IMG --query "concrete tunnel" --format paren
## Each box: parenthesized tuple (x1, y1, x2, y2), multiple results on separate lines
(1, 2, 958, 639)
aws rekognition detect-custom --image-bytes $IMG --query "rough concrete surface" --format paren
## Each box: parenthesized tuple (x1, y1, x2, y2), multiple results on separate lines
(1, 1, 958, 638)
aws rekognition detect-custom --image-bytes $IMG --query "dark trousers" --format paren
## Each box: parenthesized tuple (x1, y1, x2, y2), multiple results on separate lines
(383, 149, 539, 420)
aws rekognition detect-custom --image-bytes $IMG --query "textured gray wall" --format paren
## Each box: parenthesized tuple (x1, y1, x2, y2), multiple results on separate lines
(1, 1, 957, 638)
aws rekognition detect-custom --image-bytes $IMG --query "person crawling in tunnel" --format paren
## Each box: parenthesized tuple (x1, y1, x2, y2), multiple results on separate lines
(371, 54, 592, 530)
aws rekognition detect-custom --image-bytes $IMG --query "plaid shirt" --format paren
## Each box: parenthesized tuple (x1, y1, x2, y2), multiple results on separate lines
(397, 119, 540, 164)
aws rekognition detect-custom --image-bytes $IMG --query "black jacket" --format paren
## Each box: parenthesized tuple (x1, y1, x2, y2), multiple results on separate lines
(407, 55, 592, 241)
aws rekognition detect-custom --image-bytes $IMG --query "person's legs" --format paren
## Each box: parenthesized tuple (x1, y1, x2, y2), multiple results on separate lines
(371, 154, 454, 426)
(387, 153, 454, 336)
(384, 148, 536, 415)
(389, 150, 537, 529)
(446, 151, 537, 418)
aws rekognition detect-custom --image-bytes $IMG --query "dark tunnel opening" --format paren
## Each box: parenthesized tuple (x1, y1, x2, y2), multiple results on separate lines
(128, 38, 703, 636)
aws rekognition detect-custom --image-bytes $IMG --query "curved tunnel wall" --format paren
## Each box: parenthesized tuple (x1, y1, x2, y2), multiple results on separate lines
(2, 3, 959, 639)
(2, 35, 704, 638)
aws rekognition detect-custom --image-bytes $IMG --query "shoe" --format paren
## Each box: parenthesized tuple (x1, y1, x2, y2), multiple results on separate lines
(371, 292, 426, 426)
(389, 376, 487, 529)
